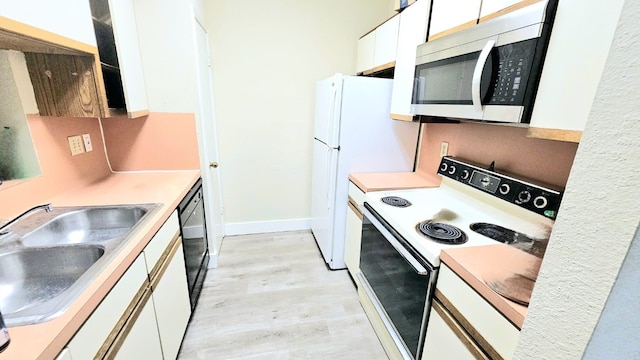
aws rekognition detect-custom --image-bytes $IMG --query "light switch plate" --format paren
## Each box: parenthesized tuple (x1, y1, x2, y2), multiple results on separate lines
(82, 133, 93, 152)
(68, 135, 85, 156)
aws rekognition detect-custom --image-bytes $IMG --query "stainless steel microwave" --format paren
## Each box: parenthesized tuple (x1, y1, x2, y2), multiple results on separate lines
(411, 0, 558, 124)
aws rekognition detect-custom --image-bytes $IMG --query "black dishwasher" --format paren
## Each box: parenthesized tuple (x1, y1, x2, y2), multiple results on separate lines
(178, 178, 209, 310)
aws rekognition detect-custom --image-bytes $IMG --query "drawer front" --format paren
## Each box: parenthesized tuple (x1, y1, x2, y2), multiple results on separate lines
(437, 264, 520, 359)
(348, 181, 366, 208)
(143, 211, 179, 272)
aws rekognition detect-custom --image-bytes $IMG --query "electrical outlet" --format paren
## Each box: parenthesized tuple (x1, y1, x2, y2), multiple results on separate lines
(68, 135, 85, 156)
(82, 133, 93, 152)
(440, 141, 449, 157)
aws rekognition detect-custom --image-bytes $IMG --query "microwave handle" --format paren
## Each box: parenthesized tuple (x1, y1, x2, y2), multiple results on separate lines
(472, 40, 496, 112)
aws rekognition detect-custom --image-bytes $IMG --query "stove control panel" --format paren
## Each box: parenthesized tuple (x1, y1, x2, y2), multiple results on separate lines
(437, 156, 563, 219)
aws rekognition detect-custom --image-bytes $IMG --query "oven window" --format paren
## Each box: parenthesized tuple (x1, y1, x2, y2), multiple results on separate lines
(360, 213, 432, 359)
(413, 51, 479, 105)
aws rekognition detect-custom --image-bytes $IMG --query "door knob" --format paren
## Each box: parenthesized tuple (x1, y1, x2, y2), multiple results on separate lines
(209, 162, 219, 168)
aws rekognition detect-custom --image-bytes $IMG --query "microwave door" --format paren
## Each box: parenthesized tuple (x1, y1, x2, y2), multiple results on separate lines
(411, 40, 495, 120)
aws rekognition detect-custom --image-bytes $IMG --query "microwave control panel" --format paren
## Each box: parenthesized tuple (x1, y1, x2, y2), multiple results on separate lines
(437, 156, 563, 219)
(486, 38, 537, 106)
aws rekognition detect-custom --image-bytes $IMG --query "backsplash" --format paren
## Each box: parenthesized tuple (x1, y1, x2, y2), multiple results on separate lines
(0, 113, 200, 219)
(416, 123, 579, 188)
(0, 115, 111, 217)
(100, 112, 200, 171)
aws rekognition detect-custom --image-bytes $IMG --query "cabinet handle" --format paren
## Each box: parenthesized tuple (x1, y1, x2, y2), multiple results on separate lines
(209, 161, 219, 168)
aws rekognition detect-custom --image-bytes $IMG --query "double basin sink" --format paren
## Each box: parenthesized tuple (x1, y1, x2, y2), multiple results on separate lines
(0, 204, 160, 327)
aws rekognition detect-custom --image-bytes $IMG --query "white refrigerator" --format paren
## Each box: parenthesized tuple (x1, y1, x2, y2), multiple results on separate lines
(311, 73, 419, 269)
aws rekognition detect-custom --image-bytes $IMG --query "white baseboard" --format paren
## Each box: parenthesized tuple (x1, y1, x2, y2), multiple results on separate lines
(224, 218, 311, 236)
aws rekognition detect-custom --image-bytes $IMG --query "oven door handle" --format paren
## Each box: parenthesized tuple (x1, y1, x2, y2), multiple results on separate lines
(363, 206, 429, 275)
(472, 40, 495, 113)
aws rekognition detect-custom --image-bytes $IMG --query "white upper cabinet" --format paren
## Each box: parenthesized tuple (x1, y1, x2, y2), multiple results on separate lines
(527, 0, 625, 142)
(356, 31, 376, 74)
(428, 0, 481, 40)
(390, 0, 431, 120)
(373, 15, 400, 69)
(356, 14, 400, 75)
(108, 0, 149, 117)
(90, 0, 149, 118)
(0, 1, 96, 47)
(479, 0, 524, 21)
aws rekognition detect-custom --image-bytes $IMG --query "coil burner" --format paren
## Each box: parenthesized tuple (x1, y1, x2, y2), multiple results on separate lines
(416, 221, 467, 244)
(380, 196, 412, 208)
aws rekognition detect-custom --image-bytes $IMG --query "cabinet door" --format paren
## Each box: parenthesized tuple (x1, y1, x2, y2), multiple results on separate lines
(428, 0, 481, 40)
(479, 0, 525, 21)
(527, 0, 624, 142)
(390, 0, 431, 120)
(152, 242, 192, 360)
(0, 0, 96, 47)
(55, 348, 72, 360)
(344, 202, 363, 283)
(67, 256, 149, 359)
(108, 0, 149, 117)
(113, 296, 164, 360)
(373, 15, 400, 69)
(422, 301, 486, 360)
(356, 31, 376, 74)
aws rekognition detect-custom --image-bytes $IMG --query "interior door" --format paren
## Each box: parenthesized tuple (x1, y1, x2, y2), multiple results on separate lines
(194, 16, 224, 265)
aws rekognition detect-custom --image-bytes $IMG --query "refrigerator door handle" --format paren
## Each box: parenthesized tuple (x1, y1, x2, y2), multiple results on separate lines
(327, 81, 338, 147)
(325, 147, 332, 207)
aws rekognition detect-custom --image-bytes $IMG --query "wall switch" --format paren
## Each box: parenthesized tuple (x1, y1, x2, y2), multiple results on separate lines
(82, 133, 93, 152)
(440, 141, 449, 157)
(68, 135, 85, 156)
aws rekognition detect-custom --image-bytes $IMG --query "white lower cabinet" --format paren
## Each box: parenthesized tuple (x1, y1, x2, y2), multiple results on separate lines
(422, 264, 520, 359)
(151, 242, 191, 359)
(67, 255, 150, 359)
(114, 294, 164, 359)
(344, 182, 365, 285)
(62, 211, 190, 359)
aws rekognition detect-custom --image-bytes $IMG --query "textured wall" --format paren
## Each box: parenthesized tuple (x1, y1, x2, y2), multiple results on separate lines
(514, 0, 640, 358)
(583, 225, 640, 359)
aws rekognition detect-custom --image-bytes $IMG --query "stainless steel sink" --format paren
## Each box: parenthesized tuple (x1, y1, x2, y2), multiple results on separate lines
(21, 207, 150, 247)
(0, 204, 160, 326)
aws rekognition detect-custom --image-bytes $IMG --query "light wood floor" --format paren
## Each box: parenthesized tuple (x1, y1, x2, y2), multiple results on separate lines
(178, 230, 388, 360)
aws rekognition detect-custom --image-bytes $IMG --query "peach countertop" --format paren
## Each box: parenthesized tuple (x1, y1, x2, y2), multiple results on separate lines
(348, 171, 442, 192)
(440, 244, 542, 329)
(0, 170, 200, 360)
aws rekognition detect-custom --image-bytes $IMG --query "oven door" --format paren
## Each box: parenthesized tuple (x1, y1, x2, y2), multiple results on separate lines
(358, 203, 437, 360)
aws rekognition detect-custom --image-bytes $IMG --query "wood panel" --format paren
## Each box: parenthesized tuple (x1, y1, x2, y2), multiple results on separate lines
(25, 53, 104, 117)
(428, 19, 478, 41)
(526, 127, 582, 143)
(479, 0, 544, 23)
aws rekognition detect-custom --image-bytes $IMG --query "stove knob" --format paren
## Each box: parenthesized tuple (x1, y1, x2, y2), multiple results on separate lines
(461, 169, 470, 180)
(518, 190, 532, 204)
(448, 165, 456, 175)
(440, 163, 448, 172)
(499, 183, 510, 195)
(534, 196, 548, 209)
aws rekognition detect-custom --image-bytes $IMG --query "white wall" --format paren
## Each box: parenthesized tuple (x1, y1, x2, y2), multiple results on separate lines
(514, 0, 640, 357)
(205, 0, 394, 227)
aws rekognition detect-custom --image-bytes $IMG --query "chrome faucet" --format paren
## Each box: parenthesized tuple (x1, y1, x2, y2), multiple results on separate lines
(0, 204, 52, 234)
